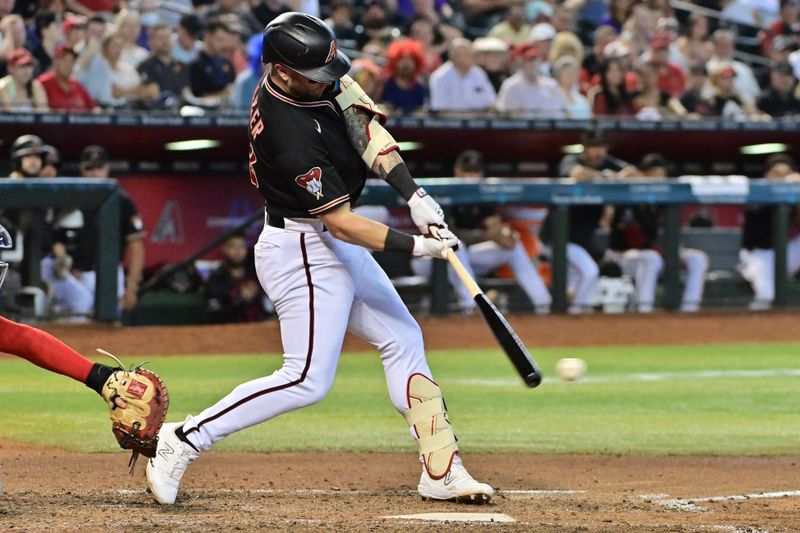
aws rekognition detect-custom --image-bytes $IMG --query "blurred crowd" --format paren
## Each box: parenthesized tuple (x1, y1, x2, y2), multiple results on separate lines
(0, 0, 798, 117)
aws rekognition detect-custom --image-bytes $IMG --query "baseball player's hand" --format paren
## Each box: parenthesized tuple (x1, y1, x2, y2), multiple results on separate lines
(485, 217, 517, 249)
(408, 187, 449, 238)
(412, 233, 460, 260)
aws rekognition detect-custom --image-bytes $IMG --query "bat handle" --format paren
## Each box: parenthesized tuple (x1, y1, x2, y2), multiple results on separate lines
(446, 249, 482, 298)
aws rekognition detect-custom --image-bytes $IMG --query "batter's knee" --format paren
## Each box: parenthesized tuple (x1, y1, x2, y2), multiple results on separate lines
(393, 319, 425, 354)
(274, 357, 336, 407)
(295, 381, 332, 407)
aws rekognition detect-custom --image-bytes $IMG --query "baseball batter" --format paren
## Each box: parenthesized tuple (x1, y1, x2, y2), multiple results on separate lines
(147, 13, 493, 505)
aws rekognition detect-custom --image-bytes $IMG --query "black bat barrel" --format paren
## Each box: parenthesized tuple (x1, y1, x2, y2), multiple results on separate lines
(475, 294, 543, 388)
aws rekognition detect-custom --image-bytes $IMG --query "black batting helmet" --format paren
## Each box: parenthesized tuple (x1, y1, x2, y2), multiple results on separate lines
(0, 223, 11, 290)
(261, 12, 351, 83)
(42, 144, 61, 170)
(11, 134, 44, 160)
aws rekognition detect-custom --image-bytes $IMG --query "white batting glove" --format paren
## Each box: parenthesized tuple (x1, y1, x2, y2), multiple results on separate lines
(408, 187, 448, 237)
(412, 234, 460, 260)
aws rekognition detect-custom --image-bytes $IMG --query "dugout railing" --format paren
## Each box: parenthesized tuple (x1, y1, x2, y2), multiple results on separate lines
(0, 178, 120, 321)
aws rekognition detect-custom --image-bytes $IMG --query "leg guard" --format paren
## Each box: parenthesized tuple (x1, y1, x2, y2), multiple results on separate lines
(403, 373, 458, 479)
(335, 75, 398, 168)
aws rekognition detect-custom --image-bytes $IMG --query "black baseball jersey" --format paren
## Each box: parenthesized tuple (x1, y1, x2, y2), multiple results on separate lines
(540, 153, 629, 253)
(51, 193, 144, 271)
(248, 74, 367, 218)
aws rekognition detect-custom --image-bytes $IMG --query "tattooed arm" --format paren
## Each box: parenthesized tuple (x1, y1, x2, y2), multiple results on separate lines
(341, 105, 420, 200)
(341, 101, 451, 238)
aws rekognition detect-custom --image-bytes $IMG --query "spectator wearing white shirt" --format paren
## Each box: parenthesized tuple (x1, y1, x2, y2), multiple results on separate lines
(496, 43, 568, 118)
(114, 10, 149, 67)
(429, 37, 496, 113)
(707, 29, 761, 106)
(553, 55, 592, 118)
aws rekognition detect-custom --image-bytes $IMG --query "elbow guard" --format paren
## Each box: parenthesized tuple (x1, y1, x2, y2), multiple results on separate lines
(336, 75, 399, 168)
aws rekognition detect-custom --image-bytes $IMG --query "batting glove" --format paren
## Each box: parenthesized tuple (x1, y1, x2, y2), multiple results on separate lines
(408, 187, 449, 238)
(412, 234, 460, 260)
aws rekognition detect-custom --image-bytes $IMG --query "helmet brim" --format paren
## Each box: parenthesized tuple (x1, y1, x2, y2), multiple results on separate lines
(292, 50, 352, 83)
(14, 147, 43, 158)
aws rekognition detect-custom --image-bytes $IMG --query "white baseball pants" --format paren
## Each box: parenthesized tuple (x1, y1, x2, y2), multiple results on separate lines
(539, 242, 599, 314)
(40, 257, 125, 315)
(605, 249, 663, 313)
(184, 219, 432, 451)
(605, 248, 709, 312)
(739, 235, 800, 306)
(412, 241, 552, 312)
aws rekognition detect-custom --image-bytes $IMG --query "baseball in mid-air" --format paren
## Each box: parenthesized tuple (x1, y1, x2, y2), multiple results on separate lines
(555, 358, 587, 382)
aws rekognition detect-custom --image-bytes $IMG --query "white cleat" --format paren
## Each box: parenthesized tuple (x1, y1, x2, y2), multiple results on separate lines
(146, 421, 199, 505)
(417, 455, 494, 504)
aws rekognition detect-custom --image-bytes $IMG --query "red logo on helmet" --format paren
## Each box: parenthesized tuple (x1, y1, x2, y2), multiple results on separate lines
(295, 167, 324, 199)
(325, 41, 336, 64)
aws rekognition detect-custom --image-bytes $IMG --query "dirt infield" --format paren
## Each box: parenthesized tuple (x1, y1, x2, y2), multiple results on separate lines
(1, 440, 798, 532)
(2, 313, 800, 532)
(32, 311, 800, 356)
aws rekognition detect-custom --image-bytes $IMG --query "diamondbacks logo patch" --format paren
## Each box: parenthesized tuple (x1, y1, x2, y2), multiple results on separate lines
(295, 167, 324, 200)
(325, 41, 337, 63)
(127, 379, 148, 399)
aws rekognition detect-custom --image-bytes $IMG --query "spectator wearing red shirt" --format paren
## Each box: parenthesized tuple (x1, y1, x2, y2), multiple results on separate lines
(650, 34, 687, 97)
(36, 45, 96, 112)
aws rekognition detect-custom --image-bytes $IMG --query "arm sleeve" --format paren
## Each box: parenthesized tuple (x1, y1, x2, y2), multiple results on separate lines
(274, 145, 352, 216)
(120, 194, 145, 241)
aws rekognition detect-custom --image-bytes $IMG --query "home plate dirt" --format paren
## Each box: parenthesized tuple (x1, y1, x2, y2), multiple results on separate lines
(1, 442, 799, 532)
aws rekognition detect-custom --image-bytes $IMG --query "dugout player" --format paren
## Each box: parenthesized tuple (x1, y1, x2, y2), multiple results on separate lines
(0, 224, 127, 407)
(41, 146, 145, 315)
(539, 128, 637, 313)
(146, 12, 494, 505)
(411, 150, 552, 313)
(739, 154, 800, 310)
(604, 154, 709, 313)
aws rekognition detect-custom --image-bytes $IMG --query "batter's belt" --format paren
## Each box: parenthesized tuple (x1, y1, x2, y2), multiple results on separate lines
(266, 212, 328, 232)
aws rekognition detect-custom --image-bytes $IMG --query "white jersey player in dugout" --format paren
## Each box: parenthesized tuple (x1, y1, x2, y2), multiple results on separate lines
(146, 13, 495, 505)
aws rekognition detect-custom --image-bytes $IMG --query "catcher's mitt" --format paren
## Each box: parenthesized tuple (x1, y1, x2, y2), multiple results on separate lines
(98, 349, 169, 471)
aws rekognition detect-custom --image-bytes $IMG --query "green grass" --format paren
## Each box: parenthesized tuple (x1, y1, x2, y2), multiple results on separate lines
(1, 343, 799, 455)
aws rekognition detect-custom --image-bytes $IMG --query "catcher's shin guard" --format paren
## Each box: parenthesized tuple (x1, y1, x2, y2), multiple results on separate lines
(403, 373, 458, 479)
(335, 75, 398, 168)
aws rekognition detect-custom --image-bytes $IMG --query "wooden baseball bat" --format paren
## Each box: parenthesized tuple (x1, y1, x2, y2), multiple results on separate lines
(446, 249, 543, 388)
